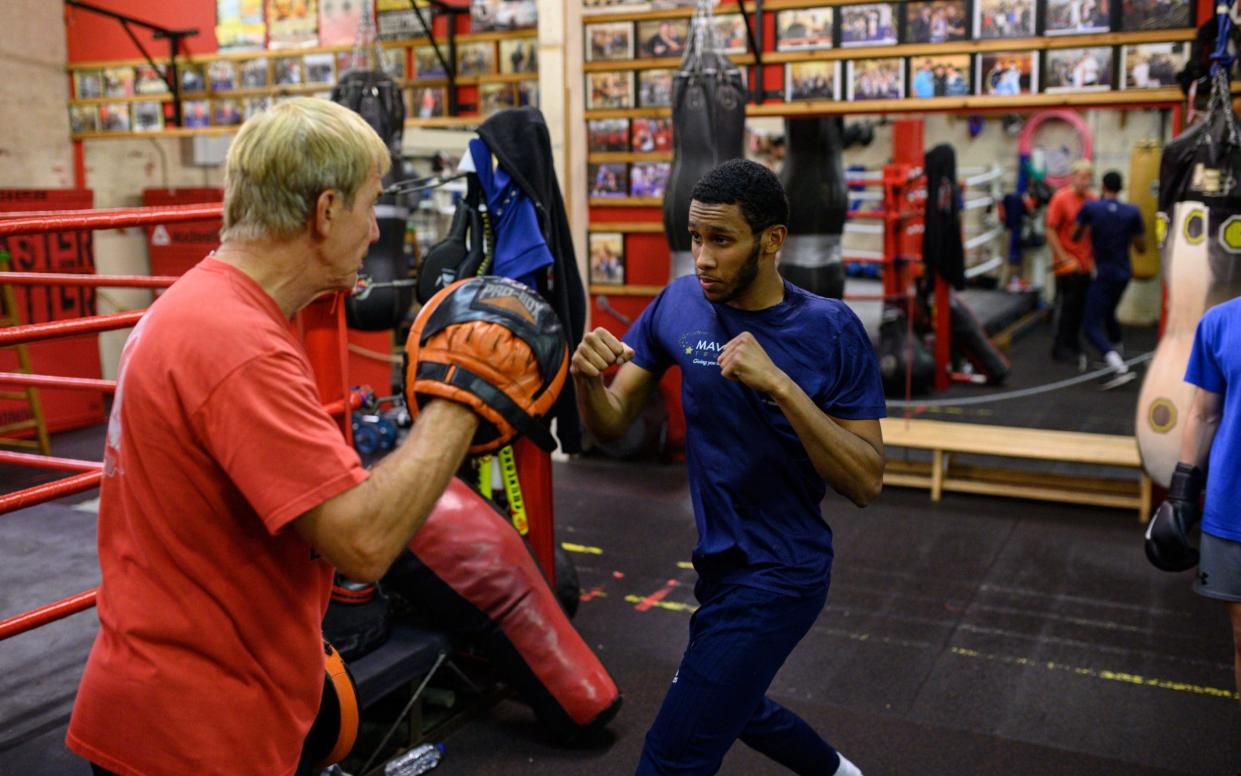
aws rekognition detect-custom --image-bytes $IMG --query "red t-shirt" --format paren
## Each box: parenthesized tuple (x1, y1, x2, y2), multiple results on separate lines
(1046, 187, 1095, 275)
(66, 258, 368, 776)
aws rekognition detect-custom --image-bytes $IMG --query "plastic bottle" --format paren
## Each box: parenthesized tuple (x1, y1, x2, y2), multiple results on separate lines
(383, 742, 445, 776)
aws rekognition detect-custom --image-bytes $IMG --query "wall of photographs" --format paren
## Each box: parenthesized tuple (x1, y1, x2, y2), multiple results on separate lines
(66, 30, 540, 138)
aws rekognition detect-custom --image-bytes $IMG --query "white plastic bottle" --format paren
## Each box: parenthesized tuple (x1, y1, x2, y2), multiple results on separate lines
(384, 742, 445, 776)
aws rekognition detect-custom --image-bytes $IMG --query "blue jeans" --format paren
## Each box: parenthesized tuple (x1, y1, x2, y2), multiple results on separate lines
(1083, 273, 1129, 358)
(635, 579, 840, 775)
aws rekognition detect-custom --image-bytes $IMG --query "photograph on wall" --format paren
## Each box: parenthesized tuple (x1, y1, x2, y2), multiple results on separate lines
(377, 0, 423, 40)
(216, 0, 265, 51)
(180, 64, 206, 93)
(274, 56, 304, 85)
(380, 47, 407, 79)
(68, 105, 99, 134)
(1044, 0, 1111, 35)
(712, 15, 750, 53)
(977, 51, 1039, 94)
(785, 61, 840, 101)
(632, 118, 672, 152)
(904, 1, 968, 43)
(909, 54, 971, 97)
(974, 0, 1036, 38)
(239, 57, 269, 88)
(588, 232, 626, 285)
(588, 118, 629, 151)
(471, 0, 537, 31)
(208, 60, 237, 91)
(266, 0, 319, 49)
(586, 71, 634, 109)
(1044, 46, 1113, 92)
(480, 83, 517, 117)
(848, 58, 904, 100)
(1122, 42, 1188, 88)
(517, 80, 539, 107)
(319, 0, 370, 46)
(586, 21, 635, 62)
(457, 42, 496, 76)
(840, 3, 898, 47)
(103, 67, 135, 97)
(135, 65, 168, 95)
(775, 8, 835, 51)
(304, 53, 335, 84)
(132, 101, 165, 132)
(412, 86, 447, 118)
(589, 163, 629, 198)
(182, 99, 212, 127)
(1121, 0, 1191, 30)
(631, 162, 671, 198)
(638, 69, 674, 107)
(500, 38, 539, 74)
(99, 103, 131, 132)
(213, 98, 244, 125)
(243, 96, 273, 119)
(74, 69, 103, 99)
(414, 46, 448, 79)
(638, 19, 689, 57)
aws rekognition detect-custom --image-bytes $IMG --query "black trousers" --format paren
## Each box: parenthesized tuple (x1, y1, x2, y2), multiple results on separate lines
(1053, 271, 1091, 357)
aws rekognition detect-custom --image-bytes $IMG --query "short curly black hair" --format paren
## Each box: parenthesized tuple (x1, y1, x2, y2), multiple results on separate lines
(690, 159, 789, 236)
(1102, 171, 1123, 192)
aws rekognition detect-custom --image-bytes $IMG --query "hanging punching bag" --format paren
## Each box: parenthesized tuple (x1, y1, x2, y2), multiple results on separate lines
(1137, 67, 1241, 487)
(663, 2, 747, 280)
(779, 117, 850, 299)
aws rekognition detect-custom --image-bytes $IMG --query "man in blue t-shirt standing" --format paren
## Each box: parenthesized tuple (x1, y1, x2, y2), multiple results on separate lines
(571, 159, 886, 776)
(1072, 170, 1146, 389)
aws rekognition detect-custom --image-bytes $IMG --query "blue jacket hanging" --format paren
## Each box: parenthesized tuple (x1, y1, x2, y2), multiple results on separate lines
(468, 137, 554, 290)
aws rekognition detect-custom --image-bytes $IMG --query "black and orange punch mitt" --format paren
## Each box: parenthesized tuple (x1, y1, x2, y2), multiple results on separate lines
(404, 276, 569, 454)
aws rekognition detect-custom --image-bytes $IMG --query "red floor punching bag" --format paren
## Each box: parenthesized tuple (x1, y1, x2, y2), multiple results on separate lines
(383, 478, 622, 741)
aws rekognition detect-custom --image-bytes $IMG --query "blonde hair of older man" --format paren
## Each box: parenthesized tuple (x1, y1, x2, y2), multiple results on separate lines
(221, 97, 391, 242)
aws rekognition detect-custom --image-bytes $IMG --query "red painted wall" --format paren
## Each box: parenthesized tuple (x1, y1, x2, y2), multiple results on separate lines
(65, 1, 220, 64)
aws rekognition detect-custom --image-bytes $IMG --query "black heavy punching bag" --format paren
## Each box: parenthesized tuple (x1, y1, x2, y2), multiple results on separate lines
(663, 2, 747, 280)
(779, 118, 849, 299)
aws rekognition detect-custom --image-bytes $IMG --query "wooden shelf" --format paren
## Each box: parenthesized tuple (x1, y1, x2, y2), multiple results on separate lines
(588, 222, 665, 233)
(588, 151, 673, 163)
(66, 38, 432, 70)
(584, 53, 755, 72)
(405, 116, 483, 129)
(585, 106, 672, 120)
(69, 93, 173, 105)
(588, 283, 665, 296)
(456, 29, 538, 44)
(72, 126, 241, 140)
(589, 196, 665, 206)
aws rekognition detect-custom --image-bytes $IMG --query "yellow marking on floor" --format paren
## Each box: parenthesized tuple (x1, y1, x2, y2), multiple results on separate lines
(560, 542, 603, 555)
(676, 561, 694, 569)
(624, 594, 698, 613)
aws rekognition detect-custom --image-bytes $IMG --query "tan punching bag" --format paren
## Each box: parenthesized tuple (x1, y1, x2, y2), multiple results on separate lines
(1128, 141, 1161, 280)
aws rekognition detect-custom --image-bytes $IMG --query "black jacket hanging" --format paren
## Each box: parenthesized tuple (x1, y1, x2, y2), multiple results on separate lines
(922, 143, 966, 291)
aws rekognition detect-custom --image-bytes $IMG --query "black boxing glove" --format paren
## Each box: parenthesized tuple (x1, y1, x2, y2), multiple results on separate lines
(1144, 463, 1204, 572)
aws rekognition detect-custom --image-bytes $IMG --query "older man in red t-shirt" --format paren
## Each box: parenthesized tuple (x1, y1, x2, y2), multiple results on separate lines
(1045, 159, 1096, 367)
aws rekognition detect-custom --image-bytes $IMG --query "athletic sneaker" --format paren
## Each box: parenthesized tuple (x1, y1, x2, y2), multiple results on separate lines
(833, 753, 863, 776)
(1100, 370, 1137, 390)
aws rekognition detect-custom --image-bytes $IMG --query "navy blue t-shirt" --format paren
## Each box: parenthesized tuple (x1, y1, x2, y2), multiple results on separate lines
(1076, 197, 1144, 280)
(624, 276, 887, 594)
(1185, 297, 1241, 542)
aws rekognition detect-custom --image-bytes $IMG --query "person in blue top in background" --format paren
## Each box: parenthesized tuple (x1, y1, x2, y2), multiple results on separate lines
(1072, 170, 1146, 389)
(571, 159, 886, 776)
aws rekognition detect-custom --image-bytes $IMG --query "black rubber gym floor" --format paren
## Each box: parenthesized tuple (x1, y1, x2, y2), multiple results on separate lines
(1, 318, 1237, 775)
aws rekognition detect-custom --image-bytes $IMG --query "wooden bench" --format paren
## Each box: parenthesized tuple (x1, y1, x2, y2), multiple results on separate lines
(880, 417, 1152, 521)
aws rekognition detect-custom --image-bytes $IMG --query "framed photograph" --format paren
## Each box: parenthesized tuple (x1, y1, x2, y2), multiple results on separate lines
(1044, 46, 1113, 92)
(775, 8, 834, 52)
(380, 47, 408, 79)
(786, 61, 841, 101)
(840, 4, 898, 47)
(182, 99, 211, 128)
(975, 0, 1036, 39)
(586, 22, 634, 62)
(179, 63, 206, 93)
(500, 38, 538, 74)
(588, 232, 626, 285)
(74, 69, 103, 99)
(68, 105, 99, 134)
(632, 118, 672, 152)
(848, 58, 905, 100)
(480, 82, 516, 117)
(135, 64, 168, 94)
(457, 42, 496, 76)
(414, 46, 448, 79)
(274, 56, 304, 85)
(132, 101, 164, 132)
(631, 161, 671, 198)
(712, 14, 750, 53)
(471, 0, 537, 32)
(103, 67, 135, 97)
(638, 68, 674, 107)
(517, 79, 539, 107)
(243, 96, 273, 119)
(412, 86, 447, 118)
(909, 55, 971, 97)
(637, 19, 689, 58)
(586, 71, 634, 109)
(305, 53, 335, 84)
(588, 118, 629, 152)
(99, 103, 131, 132)
(213, 98, 244, 126)
(1122, 42, 1188, 88)
(1121, 0, 1191, 30)
(589, 163, 629, 198)
(976, 51, 1039, 95)
(1044, 0, 1111, 35)
(904, 1, 969, 43)
(207, 61, 236, 91)
(238, 57, 269, 88)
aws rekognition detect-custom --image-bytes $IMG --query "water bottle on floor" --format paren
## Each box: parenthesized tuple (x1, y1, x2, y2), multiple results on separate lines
(384, 742, 445, 775)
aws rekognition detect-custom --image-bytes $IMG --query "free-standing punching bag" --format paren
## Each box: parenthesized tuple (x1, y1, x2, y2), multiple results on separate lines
(663, 1, 747, 280)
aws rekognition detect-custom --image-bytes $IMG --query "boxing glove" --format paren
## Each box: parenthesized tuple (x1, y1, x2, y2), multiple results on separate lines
(1144, 462, 1204, 572)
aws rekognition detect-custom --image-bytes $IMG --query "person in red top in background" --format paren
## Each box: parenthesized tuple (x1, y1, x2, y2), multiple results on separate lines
(65, 98, 480, 776)
(1044, 159, 1097, 369)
